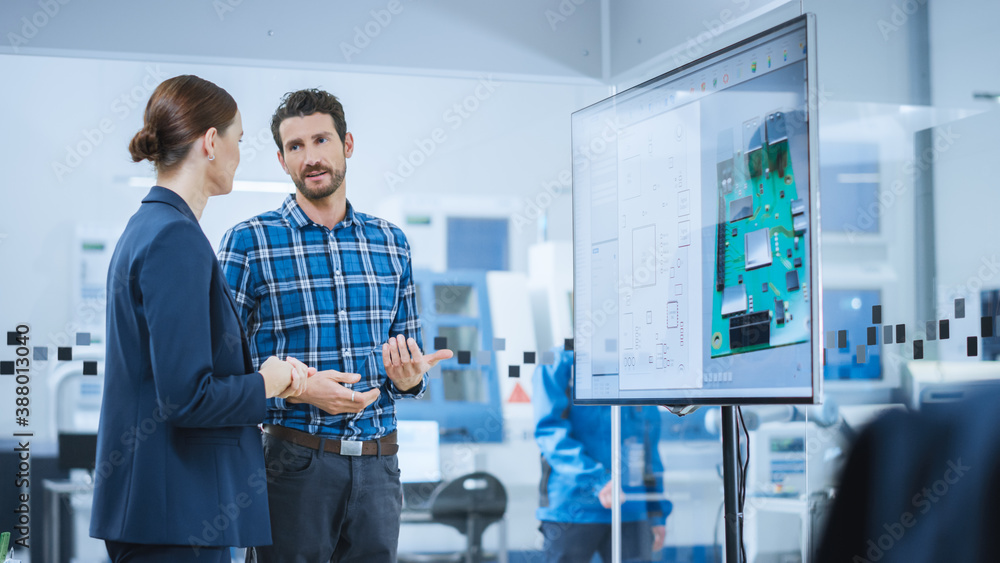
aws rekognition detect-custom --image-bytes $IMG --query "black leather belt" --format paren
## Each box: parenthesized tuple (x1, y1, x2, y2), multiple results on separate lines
(262, 424, 398, 456)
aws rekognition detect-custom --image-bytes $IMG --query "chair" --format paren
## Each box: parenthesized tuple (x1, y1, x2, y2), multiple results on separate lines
(398, 472, 508, 563)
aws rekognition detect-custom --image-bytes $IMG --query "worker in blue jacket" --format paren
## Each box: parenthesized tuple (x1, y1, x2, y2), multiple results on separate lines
(533, 348, 672, 562)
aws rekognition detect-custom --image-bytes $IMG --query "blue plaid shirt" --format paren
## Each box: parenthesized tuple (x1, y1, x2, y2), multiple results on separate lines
(218, 196, 425, 439)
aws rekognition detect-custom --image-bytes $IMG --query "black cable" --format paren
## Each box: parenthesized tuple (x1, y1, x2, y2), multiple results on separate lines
(735, 406, 743, 563)
(737, 406, 750, 563)
(739, 408, 750, 506)
(735, 407, 743, 507)
(736, 412, 743, 506)
(732, 406, 743, 563)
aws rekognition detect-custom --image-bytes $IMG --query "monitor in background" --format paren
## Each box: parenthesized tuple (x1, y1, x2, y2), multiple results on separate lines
(572, 14, 821, 405)
(396, 419, 442, 484)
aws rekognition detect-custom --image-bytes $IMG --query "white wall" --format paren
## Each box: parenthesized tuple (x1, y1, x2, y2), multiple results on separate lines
(803, 0, 924, 105)
(0, 0, 604, 80)
(610, 0, 800, 83)
(928, 0, 1000, 357)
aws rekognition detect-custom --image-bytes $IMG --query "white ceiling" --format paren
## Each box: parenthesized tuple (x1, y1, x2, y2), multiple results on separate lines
(0, 0, 795, 83)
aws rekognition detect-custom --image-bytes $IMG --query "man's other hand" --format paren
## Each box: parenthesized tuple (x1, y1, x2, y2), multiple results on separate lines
(383, 334, 453, 392)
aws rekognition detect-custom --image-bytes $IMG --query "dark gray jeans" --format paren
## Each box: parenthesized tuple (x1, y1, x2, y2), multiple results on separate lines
(539, 520, 655, 563)
(248, 433, 403, 563)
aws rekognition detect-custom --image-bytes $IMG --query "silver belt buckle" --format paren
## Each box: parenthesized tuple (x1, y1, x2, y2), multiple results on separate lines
(340, 440, 363, 456)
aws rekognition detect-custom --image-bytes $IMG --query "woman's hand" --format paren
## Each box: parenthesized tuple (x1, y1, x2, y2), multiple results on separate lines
(259, 356, 308, 399)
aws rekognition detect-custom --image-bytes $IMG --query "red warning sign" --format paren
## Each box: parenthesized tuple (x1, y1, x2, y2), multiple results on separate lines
(507, 382, 531, 403)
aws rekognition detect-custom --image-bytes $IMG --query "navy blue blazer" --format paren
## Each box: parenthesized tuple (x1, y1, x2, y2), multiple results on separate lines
(90, 186, 271, 548)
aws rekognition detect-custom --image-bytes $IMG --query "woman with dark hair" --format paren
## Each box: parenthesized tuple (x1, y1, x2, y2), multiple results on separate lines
(90, 74, 307, 562)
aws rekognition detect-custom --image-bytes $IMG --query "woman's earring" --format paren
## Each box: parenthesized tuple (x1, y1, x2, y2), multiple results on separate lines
(208, 155, 215, 161)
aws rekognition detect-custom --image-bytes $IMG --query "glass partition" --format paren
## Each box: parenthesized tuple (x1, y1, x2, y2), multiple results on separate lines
(607, 1, 1000, 561)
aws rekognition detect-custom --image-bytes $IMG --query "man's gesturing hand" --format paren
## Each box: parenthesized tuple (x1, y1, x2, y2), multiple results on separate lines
(383, 334, 453, 392)
(286, 367, 380, 415)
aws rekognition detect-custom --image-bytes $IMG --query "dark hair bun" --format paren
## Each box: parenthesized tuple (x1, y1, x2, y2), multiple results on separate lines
(128, 75, 237, 170)
(129, 127, 160, 163)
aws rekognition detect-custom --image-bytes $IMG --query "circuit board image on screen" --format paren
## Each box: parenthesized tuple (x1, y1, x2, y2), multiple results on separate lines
(571, 14, 820, 405)
(710, 110, 810, 358)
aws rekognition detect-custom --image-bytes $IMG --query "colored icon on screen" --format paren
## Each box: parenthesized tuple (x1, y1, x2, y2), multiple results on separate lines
(767, 55, 772, 68)
(783, 49, 788, 61)
(700, 82, 706, 91)
(751, 62, 757, 73)
(723, 73, 729, 84)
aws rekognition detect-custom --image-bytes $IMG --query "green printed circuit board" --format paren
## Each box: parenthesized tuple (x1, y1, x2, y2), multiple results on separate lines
(711, 111, 810, 358)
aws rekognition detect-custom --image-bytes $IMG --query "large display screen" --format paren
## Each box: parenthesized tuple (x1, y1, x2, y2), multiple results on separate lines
(572, 15, 822, 405)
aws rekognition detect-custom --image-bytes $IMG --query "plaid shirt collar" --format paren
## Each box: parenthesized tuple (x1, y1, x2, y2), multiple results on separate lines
(279, 194, 359, 230)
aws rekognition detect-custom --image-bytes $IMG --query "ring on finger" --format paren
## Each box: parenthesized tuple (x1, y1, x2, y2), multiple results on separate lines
(351, 391, 356, 402)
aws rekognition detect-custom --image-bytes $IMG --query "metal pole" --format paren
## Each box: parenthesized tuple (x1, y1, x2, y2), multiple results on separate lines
(50, 484, 61, 563)
(722, 406, 742, 563)
(611, 405, 622, 563)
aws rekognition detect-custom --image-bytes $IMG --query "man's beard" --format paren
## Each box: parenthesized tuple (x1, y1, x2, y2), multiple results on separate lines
(293, 165, 346, 201)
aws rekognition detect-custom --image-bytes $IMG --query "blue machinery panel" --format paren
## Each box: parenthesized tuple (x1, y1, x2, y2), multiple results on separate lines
(446, 217, 509, 271)
(395, 269, 504, 443)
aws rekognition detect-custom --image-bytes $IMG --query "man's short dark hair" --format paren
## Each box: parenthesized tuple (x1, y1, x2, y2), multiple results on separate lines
(271, 89, 347, 154)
